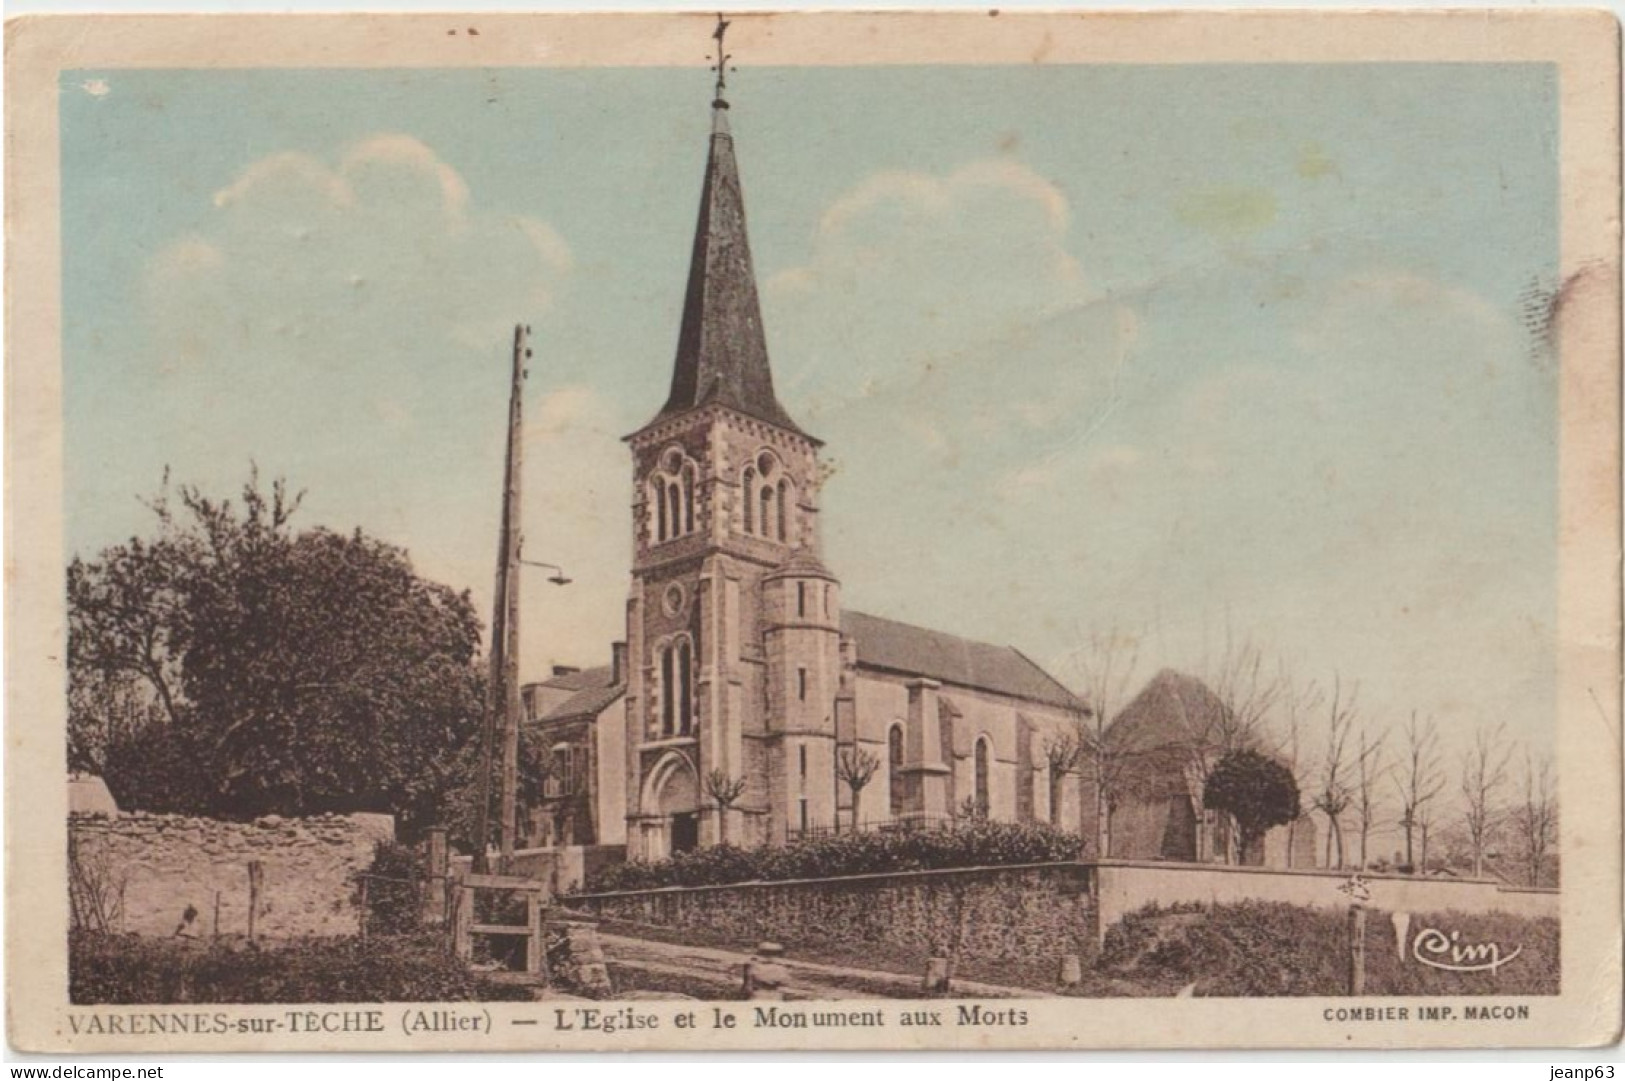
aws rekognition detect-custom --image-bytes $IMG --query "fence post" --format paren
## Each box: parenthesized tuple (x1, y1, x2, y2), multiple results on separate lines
(526, 893, 544, 977)
(1348, 904, 1367, 995)
(358, 875, 369, 940)
(247, 860, 264, 944)
(453, 886, 475, 962)
(425, 828, 449, 926)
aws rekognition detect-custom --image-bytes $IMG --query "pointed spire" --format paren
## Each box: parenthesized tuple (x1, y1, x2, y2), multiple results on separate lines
(652, 16, 809, 439)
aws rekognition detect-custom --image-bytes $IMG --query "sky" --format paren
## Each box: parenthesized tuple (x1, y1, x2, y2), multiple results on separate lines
(60, 62, 1559, 788)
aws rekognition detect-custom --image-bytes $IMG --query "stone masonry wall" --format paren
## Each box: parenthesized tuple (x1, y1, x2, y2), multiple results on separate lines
(571, 862, 1095, 969)
(69, 811, 394, 939)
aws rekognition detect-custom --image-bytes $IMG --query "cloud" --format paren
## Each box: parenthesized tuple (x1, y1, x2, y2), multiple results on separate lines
(765, 158, 1096, 412)
(144, 133, 572, 384)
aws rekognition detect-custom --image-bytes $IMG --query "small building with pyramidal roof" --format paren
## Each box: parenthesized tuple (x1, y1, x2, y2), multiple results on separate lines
(1095, 669, 1317, 868)
(526, 29, 1096, 860)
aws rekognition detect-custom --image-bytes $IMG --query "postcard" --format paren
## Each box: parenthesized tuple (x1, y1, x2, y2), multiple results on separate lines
(5, 10, 1620, 1052)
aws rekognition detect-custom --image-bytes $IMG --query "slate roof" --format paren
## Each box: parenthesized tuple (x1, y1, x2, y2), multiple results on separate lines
(1105, 669, 1228, 755)
(841, 610, 1087, 712)
(650, 105, 810, 439)
(527, 665, 624, 724)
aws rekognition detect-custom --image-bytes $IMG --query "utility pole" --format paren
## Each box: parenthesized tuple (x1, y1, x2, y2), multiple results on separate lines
(475, 323, 530, 874)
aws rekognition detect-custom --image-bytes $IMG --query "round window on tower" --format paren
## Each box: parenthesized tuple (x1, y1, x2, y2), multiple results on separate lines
(662, 582, 687, 617)
(757, 452, 775, 477)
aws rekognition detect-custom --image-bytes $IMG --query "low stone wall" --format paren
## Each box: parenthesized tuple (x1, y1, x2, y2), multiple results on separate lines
(569, 862, 1095, 969)
(1094, 860, 1559, 941)
(70, 811, 394, 938)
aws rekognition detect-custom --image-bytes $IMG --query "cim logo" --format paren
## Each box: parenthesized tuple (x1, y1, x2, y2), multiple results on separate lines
(1411, 927, 1523, 973)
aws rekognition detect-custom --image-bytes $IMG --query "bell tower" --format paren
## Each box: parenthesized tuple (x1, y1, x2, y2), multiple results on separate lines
(623, 22, 837, 857)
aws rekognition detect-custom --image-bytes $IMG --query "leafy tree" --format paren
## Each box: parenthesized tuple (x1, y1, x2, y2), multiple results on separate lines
(68, 470, 485, 836)
(1202, 749, 1301, 864)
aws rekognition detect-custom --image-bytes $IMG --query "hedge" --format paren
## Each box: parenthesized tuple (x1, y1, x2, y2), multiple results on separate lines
(1101, 900, 1560, 997)
(581, 819, 1084, 893)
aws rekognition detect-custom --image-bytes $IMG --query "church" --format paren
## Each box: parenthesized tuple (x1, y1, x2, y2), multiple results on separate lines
(521, 66, 1094, 862)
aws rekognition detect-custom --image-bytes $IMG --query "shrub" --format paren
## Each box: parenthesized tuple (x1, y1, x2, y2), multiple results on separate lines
(358, 841, 426, 937)
(70, 931, 487, 1004)
(580, 820, 1083, 893)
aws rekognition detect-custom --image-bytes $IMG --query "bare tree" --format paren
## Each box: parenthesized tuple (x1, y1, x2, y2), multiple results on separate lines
(1273, 669, 1324, 867)
(1459, 722, 1513, 878)
(834, 747, 880, 832)
(704, 769, 747, 845)
(1393, 711, 1447, 872)
(1510, 746, 1556, 887)
(1073, 628, 1141, 860)
(1353, 724, 1389, 868)
(1309, 676, 1361, 869)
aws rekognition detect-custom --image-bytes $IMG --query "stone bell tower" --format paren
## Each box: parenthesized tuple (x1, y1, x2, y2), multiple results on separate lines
(622, 40, 839, 858)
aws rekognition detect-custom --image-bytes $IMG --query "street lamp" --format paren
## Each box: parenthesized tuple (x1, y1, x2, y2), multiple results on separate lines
(519, 558, 572, 587)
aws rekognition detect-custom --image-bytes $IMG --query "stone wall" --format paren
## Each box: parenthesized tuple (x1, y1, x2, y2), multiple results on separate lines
(569, 862, 1095, 968)
(69, 811, 394, 939)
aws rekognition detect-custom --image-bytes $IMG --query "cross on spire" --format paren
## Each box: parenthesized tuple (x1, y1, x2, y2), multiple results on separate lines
(711, 14, 732, 108)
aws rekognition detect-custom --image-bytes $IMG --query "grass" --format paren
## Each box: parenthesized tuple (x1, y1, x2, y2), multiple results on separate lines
(69, 931, 534, 1004)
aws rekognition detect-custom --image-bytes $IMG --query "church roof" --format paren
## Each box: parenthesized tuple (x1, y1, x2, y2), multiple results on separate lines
(1105, 669, 1228, 755)
(527, 665, 624, 724)
(841, 610, 1087, 712)
(649, 102, 811, 439)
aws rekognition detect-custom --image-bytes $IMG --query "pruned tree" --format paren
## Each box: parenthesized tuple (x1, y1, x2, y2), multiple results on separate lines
(1393, 711, 1446, 872)
(833, 748, 879, 832)
(1072, 627, 1141, 859)
(1459, 722, 1513, 878)
(1202, 749, 1301, 864)
(1353, 724, 1389, 869)
(1510, 748, 1557, 887)
(1041, 728, 1081, 828)
(704, 769, 748, 844)
(1309, 675, 1361, 869)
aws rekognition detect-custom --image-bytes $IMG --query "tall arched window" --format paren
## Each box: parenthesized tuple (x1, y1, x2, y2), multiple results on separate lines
(777, 479, 789, 542)
(760, 486, 774, 541)
(974, 737, 991, 818)
(682, 467, 695, 535)
(676, 639, 693, 735)
(888, 724, 906, 817)
(655, 480, 669, 542)
(660, 646, 676, 736)
(742, 467, 755, 534)
(666, 483, 682, 541)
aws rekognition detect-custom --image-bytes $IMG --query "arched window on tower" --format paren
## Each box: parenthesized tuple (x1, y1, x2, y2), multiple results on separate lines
(974, 737, 991, 819)
(682, 466, 695, 535)
(655, 480, 669, 543)
(660, 645, 676, 737)
(666, 482, 682, 541)
(888, 724, 906, 817)
(760, 485, 774, 541)
(742, 467, 755, 535)
(677, 639, 693, 735)
(777, 479, 789, 543)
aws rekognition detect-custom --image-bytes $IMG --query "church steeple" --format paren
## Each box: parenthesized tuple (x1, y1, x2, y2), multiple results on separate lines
(653, 19, 808, 438)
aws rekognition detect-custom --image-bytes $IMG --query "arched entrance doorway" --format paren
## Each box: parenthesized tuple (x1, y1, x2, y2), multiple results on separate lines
(642, 753, 700, 859)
